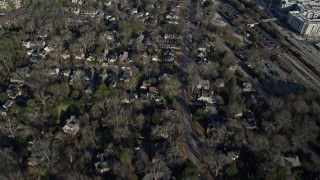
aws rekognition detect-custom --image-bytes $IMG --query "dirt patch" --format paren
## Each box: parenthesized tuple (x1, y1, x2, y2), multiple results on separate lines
(210, 12, 228, 27)
(176, 143, 189, 160)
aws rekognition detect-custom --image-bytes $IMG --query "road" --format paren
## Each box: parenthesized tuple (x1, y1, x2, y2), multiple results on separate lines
(177, 0, 209, 171)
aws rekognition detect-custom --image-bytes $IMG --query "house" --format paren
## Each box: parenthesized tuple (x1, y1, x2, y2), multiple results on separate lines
(241, 111, 257, 129)
(215, 79, 225, 88)
(22, 41, 46, 49)
(155, 96, 166, 104)
(86, 55, 95, 62)
(140, 91, 155, 101)
(71, 0, 84, 4)
(10, 67, 30, 84)
(62, 115, 80, 135)
(158, 73, 171, 81)
(279, 156, 302, 167)
(106, 70, 118, 87)
(131, 8, 138, 14)
(162, 53, 174, 62)
(197, 90, 214, 104)
(213, 95, 224, 105)
(44, 45, 54, 53)
(0, 107, 7, 116)
(242, 82, 254, 92)
(80, 9, 99, 17)
(2, 100, 14, 110)
(165, 12, 179, 20)
(140, 81, 151, 90)
(94, 153, 111, 174)
(49, 68, 60, 76)
(60, 69, 71, 77)
(27, 49, 34, 56)
(228, 65, 237, 71)
(6, 83, 22, 99)
(122, 91, 138, 104)
(163, 42, 180, 50)
(61, 51, 71, 60)
(106, 53, 118, 63)
(227, 151, 240, 161)
(144, 18, 157, 26)
(151, 55, 159, 62)
(136, 34, 145, 43)
(119, 51, 129, 61)
(118, 68, 131, 82)
(0, 0, 22, 9)
(197, 80, 210, 90)
(167, 20, 179, 25)
(163, 33, 180, 40)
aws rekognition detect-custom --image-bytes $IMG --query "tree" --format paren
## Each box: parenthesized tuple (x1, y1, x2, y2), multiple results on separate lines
(135, 113, 145, 131)
(268, 96, 284, 112)
(225, 163, 239, 177)
(145, 159, 171, 180)
(160, 77, 182, 98)
(248, 31, 259, 46)
(186, 61, 200, 94)
(90, 104, 102, 119)
(119, 149, 132, 166)
(180, 160, 199, 179)
(0, 92, 8, 104)
(206, 151, 230, 177)
(273, 110, 292, 132)
(206, 125, 228, 147)
(94, 82, 108, 99)
(199, 61, 219, 79)
(29, 139, 58, 167)
(0, 148, 18, 176)
(292, 99, 309, 115)
(78, 31, 96, 54)
(0, 117, 18, 138)
(152, 112, 162, 124)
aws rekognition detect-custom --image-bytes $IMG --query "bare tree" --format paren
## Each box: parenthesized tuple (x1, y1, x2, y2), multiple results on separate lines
(160, 77, 182, 97)
(205, 151, 229, 177)
(145, 158, 171, 180)
(206, 125, 228, 147)
(250, 134, 270, 152)
(0, 117, 18, 138)
(269, 96, 284, 112)
(186, 61, 200, 94)
(78, 31, 96, 54)
(292, 99, 309, 115)
(29, 139, 58, 168)
(292, 116, 318, 147)
(0, 148, 18, 176)
(273, 110, 292, 132)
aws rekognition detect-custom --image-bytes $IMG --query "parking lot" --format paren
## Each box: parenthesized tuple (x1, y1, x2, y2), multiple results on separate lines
(256, 60, 287, 80)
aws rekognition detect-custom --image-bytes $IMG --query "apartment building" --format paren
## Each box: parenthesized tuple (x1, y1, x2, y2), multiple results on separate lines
(285, 2, 320, 36)
(288, 11, 320, 36)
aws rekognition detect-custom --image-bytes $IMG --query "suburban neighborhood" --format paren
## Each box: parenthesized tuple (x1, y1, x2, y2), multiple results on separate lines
(0, 0, 320, 179)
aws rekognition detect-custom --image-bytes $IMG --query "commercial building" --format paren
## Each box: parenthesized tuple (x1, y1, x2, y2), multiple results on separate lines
(288, 11, 320, 36)
(283, 1, 320, 36)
